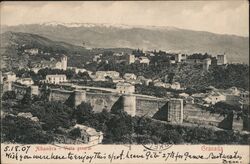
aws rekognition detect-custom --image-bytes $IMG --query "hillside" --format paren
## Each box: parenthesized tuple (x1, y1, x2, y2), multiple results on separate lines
(0, 32, 91, 71)
(2, 23, 249, 64)
(0, 32, 133, 71)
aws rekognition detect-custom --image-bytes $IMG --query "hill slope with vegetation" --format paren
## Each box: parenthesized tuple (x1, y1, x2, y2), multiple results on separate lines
(2, 23, 249, 64)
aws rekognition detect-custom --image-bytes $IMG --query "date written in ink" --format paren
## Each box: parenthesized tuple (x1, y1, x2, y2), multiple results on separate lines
(4, 145, 31, 154)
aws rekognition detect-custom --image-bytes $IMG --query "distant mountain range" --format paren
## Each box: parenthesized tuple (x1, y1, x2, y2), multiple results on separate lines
(1, 22, 249, 64)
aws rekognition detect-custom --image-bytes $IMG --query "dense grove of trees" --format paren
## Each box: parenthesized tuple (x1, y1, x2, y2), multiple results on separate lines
(208, 102, 242, 116)
(2, 91, 16, 100)
(2, 115, 53, 143)
(187, 53, 211, 60)
(206, 64, 249, 90)
(135, 84, 181, 98)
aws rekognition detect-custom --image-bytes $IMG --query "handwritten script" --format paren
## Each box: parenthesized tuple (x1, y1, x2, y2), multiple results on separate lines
(2, 145, 245, 163)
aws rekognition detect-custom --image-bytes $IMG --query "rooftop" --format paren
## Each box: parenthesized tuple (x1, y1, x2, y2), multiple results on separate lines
(74, 124, 102, 136)
(46, 74, 67, 77)
(116, 82, 134, 87)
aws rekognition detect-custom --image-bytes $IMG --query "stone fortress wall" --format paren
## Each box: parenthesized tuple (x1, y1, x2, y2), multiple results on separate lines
(11, 83, 245, 129)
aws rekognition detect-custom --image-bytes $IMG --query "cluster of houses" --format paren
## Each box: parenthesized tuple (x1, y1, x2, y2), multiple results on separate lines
(112, 53, 151, 65)
(15, 46, 67, 72)
(93, 50, 227, 75)
(125, 54, 150, 65)
(171, 53, 227, 72)
(184, 86, 249, 109)
(153, 80, 181, 90)
(24, 48, 39, 55)
(22, 47, 52, 56)
(30, 55, 68, 73)
(93, 53, 103, 63)
(91, 70, 152, 86)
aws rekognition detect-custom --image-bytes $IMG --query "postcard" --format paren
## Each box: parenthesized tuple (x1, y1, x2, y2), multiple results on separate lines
(1, 1, 249, 163)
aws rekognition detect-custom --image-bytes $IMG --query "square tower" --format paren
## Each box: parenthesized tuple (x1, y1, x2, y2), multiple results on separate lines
(126, 54, 135, 64)
(167, 98, 183, 124)
(217, 54, 227, 65)
(61, 55, 68, 70)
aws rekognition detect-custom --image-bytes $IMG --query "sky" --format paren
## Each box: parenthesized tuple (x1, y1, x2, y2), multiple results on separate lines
(1, 1, 249, 36)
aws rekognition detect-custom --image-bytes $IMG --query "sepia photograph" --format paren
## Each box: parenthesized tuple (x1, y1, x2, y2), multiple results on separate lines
(0, 1, 249, 163)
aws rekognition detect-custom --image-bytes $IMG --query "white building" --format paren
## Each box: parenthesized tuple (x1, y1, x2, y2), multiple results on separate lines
(179, 93, 189, 98)
(137, 76, 152, 86)
(165, 83, 172, 88)
(170, 60, 176, 64)
(30, 55, 68, 73)
(67, 67, 87, 74)
(154, 81, 166, 88)
(240, 91, 249, 105)
(17, 112, 39, 122)
(203, 58, 212, 71)
(3, 72, 16, 82)
(116, 82, 135, 94)
(123, 73, 137, 80)
(2, 81, 12, 92)
(24, 48, 39, 55)
(171, 82, 181, 90)
(45, 74, 67, 84)
(73, 124, 103, 145)
(142, 79, 152, 86)
(137, 57, 150, 65)
(175, 54, 187, 63)
(93, 54, 102, 62)
(16, 78, 34, 86)
(113, 52, 124, 56)
(126, 54, 135, 64)
(226, 87, 240, 96)
(60, 55, 68, 70)
(203, 91, 226, 105)
(217, 54, 227, 65)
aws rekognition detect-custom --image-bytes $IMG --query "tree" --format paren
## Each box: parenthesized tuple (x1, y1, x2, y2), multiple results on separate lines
(29, 101, 75, 131)
(78, 71, 92, 81)
(21, 89, 32, 105)
(106, 112, 134, 143)
(69, 128, 81, 139)
(2, 115, 53, 144)
(2, 91, 16, 100)
(73, 102, 94, 124)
